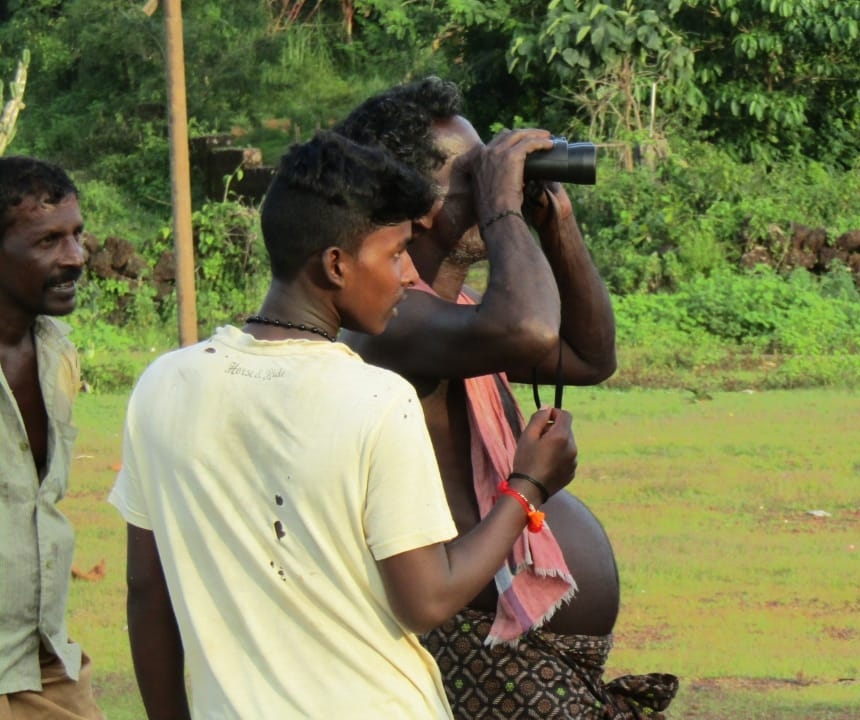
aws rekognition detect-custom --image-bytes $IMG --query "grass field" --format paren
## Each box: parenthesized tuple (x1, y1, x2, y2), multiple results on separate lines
(63, 387, 859, 718)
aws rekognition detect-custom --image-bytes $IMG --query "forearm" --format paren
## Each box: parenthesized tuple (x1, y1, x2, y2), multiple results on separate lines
(441, 482, 542, 606)
(480, 212, 561, 344)
(381, 408, 577, 633)
(385, 479, 543, 633)
(128, 589, 191, 719)
(538, 192, 616, 379)
(469, 129, 562, 340)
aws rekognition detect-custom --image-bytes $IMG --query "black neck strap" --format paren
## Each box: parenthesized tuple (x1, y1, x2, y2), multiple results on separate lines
(532, 339, 564, 410)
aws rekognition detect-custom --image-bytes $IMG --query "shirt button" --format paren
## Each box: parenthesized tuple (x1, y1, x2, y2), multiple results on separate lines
(20, 441, 29, 451)
(45, 559, 54, 570)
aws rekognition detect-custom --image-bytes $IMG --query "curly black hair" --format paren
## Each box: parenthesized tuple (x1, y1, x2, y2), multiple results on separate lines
(0, 156, 78, 238)
(261, 130, 435, 280)
(333, 76, 463, 182)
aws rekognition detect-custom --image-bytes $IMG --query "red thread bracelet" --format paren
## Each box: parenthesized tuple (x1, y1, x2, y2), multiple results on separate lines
(498, 480, 545, 533)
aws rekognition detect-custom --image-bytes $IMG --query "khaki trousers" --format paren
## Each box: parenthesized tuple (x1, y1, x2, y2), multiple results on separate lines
(0, 649, 105, 720)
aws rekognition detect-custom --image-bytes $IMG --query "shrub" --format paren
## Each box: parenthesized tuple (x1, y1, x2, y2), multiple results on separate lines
(571, 139, 860, 294)
(144, 199, 269, 335)
(611, 264, 860, 390)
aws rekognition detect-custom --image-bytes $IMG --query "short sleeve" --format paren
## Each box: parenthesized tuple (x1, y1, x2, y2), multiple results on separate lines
(363, 385, 456, 560)
(107, 396, 153, 531)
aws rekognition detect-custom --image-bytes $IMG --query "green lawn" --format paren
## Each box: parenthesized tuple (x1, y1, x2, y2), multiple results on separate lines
(64, 387, 860, 718)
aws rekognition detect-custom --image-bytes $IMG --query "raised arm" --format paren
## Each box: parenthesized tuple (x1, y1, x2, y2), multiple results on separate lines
(126, 524, 191, 720)
(509, 181, 617, 386)
(378, 407, 578, 633)
(343, 128, 562, 381)
(343, 130, 615, 387)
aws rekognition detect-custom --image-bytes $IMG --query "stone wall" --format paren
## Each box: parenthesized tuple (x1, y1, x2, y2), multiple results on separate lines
(190, 134, 275, 204)
(740, 223, 860, 276)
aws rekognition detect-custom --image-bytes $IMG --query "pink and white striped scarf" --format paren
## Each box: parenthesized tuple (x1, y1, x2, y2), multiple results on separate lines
(415, 280, 577, 645)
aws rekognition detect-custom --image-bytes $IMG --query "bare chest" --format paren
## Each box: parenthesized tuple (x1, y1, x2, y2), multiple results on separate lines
(1, 345, 49, 474)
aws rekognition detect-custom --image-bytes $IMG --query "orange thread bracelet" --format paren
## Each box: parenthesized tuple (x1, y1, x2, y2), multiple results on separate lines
(498, 480, 545, 533)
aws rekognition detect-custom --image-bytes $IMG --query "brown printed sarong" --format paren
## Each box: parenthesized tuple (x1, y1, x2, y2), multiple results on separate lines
(421, 608, 679, 719)
(0, 649, 104, 720)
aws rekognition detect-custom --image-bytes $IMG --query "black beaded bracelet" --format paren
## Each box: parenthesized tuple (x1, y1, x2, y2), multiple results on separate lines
(508, 471, 550, 503)
(479, 208, 526, 234)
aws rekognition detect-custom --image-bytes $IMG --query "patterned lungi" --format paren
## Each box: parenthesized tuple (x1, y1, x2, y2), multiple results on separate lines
(421, 608, 679, 719)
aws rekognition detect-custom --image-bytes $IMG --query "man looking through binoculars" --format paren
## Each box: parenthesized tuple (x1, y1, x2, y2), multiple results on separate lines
(337, 77, 679, 719)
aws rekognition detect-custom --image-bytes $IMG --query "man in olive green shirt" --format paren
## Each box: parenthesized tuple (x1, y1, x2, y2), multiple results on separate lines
(0, 156, 103, 718)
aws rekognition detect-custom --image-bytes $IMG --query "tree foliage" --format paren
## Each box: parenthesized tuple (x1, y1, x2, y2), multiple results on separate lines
(0, 0, 405, 202)
(508, 0, 696, 141)
(0, 0, 855, 391)
(2, 0, 858, 170)
(491, 0, 860, 165)
(675, 0, 860, 166)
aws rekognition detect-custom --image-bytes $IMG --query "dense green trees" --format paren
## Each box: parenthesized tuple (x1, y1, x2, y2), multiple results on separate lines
(1, 1, 859, 389)
(675, 0, 860, 166)
(3, 1, 858, 170)
(433, 0, 860, 166)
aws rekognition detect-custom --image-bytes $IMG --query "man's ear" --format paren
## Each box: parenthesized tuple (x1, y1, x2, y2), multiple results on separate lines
(415, 198, 443, 231)
(320, 246, 349, 288)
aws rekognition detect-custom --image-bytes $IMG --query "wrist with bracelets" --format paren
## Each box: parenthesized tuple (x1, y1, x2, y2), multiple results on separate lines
(479, 208, 526, 234)
(507, 471, 550, 503)
(498, 480, 545, 533)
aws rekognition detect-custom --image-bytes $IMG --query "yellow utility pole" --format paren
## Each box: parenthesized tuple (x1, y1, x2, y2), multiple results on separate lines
(162, 0, 198, 346)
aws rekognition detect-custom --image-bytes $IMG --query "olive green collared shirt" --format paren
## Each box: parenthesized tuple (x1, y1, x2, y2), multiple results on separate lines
(0, 316, 81, 693)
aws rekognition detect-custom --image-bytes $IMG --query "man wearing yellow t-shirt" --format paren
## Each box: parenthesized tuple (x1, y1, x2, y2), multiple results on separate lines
(110, 131, 579, 718)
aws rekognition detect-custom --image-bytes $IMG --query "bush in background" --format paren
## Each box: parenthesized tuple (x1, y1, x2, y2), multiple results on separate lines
(571, 139, 860, 295)
(68, 146, 860, 395)
(610, 264, 860, 391)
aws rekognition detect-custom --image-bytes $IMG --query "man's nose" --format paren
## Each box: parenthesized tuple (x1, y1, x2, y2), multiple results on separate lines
(60, 235, 86, 268)
(401, 248, 419, 287)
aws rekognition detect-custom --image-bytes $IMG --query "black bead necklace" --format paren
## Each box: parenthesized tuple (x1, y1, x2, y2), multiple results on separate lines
(245, 314, 336, 342)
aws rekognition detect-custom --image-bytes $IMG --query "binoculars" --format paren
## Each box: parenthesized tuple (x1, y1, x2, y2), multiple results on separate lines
(523, 138, 597, 185)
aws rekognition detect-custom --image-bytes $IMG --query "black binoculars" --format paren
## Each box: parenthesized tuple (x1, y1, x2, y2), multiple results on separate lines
(523, 138, 597, 185)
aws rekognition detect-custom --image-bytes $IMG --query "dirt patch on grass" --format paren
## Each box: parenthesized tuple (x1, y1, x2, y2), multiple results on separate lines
(693, 676, 815, 691)
(614, 623, 674, 650)
(679, 676, 859, 720)
(91, 671, 139, 700)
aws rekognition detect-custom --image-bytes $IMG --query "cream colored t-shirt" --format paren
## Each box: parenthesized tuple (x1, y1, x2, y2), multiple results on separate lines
(109, 326, 457, 719)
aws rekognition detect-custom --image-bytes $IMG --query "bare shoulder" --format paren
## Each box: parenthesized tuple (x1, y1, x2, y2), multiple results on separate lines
(340, 282, 535, 381)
